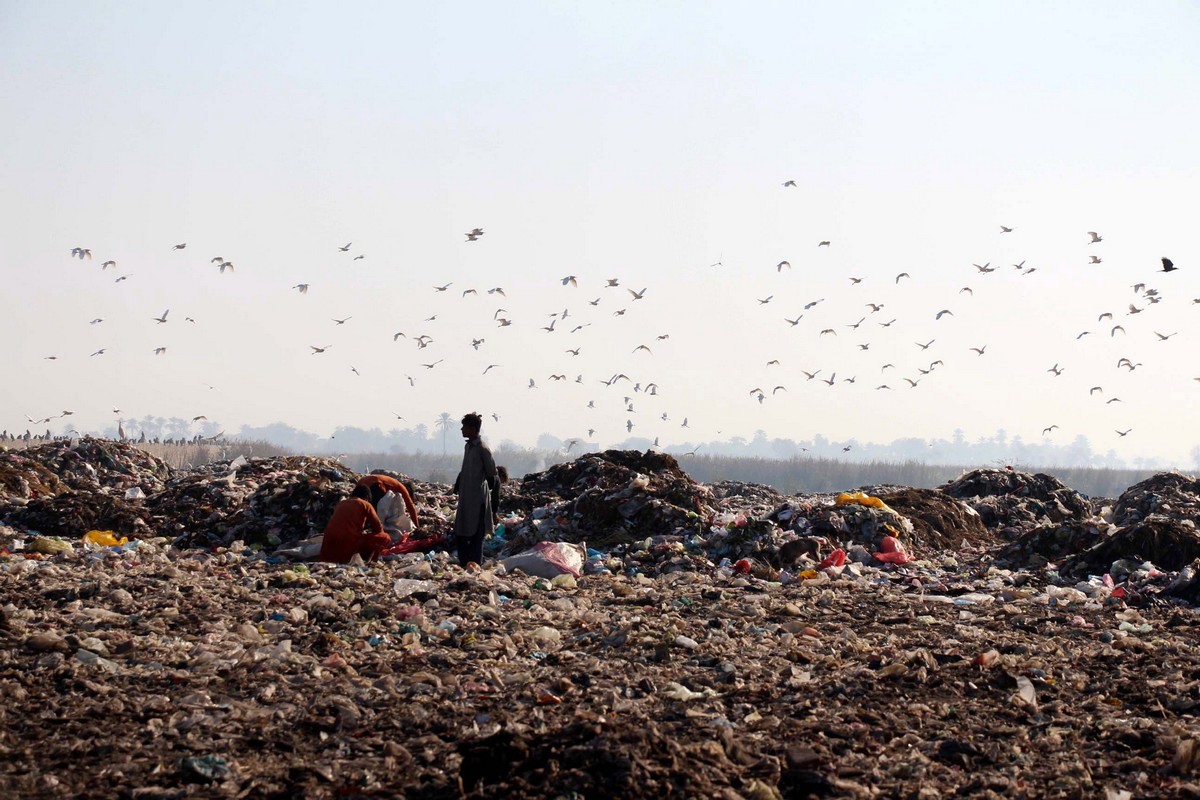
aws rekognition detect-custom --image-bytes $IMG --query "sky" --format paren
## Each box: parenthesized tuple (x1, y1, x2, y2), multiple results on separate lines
(1, 1, 1197, 465)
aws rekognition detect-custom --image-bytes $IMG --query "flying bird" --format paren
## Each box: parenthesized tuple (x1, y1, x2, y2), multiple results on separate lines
(153, 309, 169, 324)
(465, 228, 484, 241)
(1042, 425, 1058, 435)
(100, 260, 115, 269)
(782, 180, 796, 187)
(776, 261, 791, 272)
(1089, 255, 1102, 264)
(353, 255, 365, 261)
(172, 243, 187, 250)
(969, 345, 987, 355)
(293, 284, 309, 294)
(1087, 231, 1102, 243)
(1000, 225, 1013, 233)
(1115, 429, 1131, 437)
(483, 364, 499, 374)
(338, 242, 352, 251)
(332, 316, 352, 325)
(895, 272, 910, 283)
(757, 296, 773, 305)
(562, 275, 578, 287)
(1048, 364, 1063, 376)
(628, 287, 647, 300)
(1162, 257, 1176, 272)
(818, 241, 830, 247)
(935, 309, 953, 320)
(310, 345, 331, 354)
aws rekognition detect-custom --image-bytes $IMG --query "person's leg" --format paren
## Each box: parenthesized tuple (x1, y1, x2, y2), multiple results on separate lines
(464, 531, 484, 566)
(360, 531, 391, 561)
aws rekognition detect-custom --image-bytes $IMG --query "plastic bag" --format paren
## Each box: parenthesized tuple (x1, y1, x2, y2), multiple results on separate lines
(873, 535, 913, 564)
(83, 530, 129, 547)
(500, 541, 586, 578)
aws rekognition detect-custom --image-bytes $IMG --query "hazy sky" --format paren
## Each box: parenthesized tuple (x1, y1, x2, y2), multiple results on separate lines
(1, 2, 1197, 464)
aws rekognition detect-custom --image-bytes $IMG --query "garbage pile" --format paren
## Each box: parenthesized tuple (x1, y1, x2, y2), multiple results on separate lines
(0, 437, 173, 498)
(503, 450, 715, 552)
(1112, 472, 1200, 527)
(154, 456, 360, 549)
(940, 467, 1092, 532)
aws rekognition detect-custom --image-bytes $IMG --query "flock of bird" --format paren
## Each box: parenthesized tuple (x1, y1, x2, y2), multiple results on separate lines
(26, 194, 1195, 455)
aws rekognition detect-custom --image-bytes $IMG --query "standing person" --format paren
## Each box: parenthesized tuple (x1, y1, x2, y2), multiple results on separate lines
(318, 485, 390, 563)
(451, 412, 499, 568)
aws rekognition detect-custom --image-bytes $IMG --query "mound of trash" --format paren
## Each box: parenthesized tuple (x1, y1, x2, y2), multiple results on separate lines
(1061, 517, 1200, 578)
(153, 456, 359, 548)
(0, 450, 65, 502)
(1, 437, 173, 498)
(1112, 472, 1200, 528)
(940, 468, 1092, 531)
(4, 493, 154, 540)
(992, 520, 1111, 568)
(503, 450, 715, 552)
(876, 488, 989, 551)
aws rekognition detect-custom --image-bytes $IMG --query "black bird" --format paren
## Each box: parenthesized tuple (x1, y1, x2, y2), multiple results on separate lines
(1162, 257, 1176, 272)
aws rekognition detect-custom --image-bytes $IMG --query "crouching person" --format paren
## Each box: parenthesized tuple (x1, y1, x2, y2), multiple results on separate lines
(318, 485, 390, 563)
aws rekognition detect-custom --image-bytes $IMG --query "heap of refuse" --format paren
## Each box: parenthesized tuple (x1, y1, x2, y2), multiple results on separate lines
(939, 467, 1092, 532)
(149, 456, 359, 549)
(0, 437, 172, 499)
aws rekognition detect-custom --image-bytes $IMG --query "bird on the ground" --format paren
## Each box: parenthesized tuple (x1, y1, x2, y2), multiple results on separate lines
(1162, 257, 1176, 272)
(172, 243, 186, 250)
(153, 309, 169, 324)
(1087, 231, 1102, 243)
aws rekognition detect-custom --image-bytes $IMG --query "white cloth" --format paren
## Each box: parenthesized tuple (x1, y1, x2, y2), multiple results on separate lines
(377, 490, 413, 537)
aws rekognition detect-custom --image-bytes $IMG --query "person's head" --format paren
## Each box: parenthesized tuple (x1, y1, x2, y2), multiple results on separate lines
(403, 480, 416, 501)
(461, 412, 483, 440)
(351, 484, 372, 501)
(497, 465, 509, 484)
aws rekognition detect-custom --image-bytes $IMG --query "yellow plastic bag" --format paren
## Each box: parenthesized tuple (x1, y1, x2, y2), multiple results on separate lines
(835, 491, 886, 509)
(83, 530, 129, 547)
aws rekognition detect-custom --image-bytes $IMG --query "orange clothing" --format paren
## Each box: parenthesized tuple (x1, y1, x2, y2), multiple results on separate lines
(319, 497, 389, 563)
(356, 475, 420, 527)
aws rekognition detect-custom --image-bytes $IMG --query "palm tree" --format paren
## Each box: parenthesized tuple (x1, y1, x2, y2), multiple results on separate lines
(434, 412, 454, 455)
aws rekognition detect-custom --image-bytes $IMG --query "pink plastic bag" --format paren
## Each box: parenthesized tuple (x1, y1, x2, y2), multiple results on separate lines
(873, 536, 913, 565)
